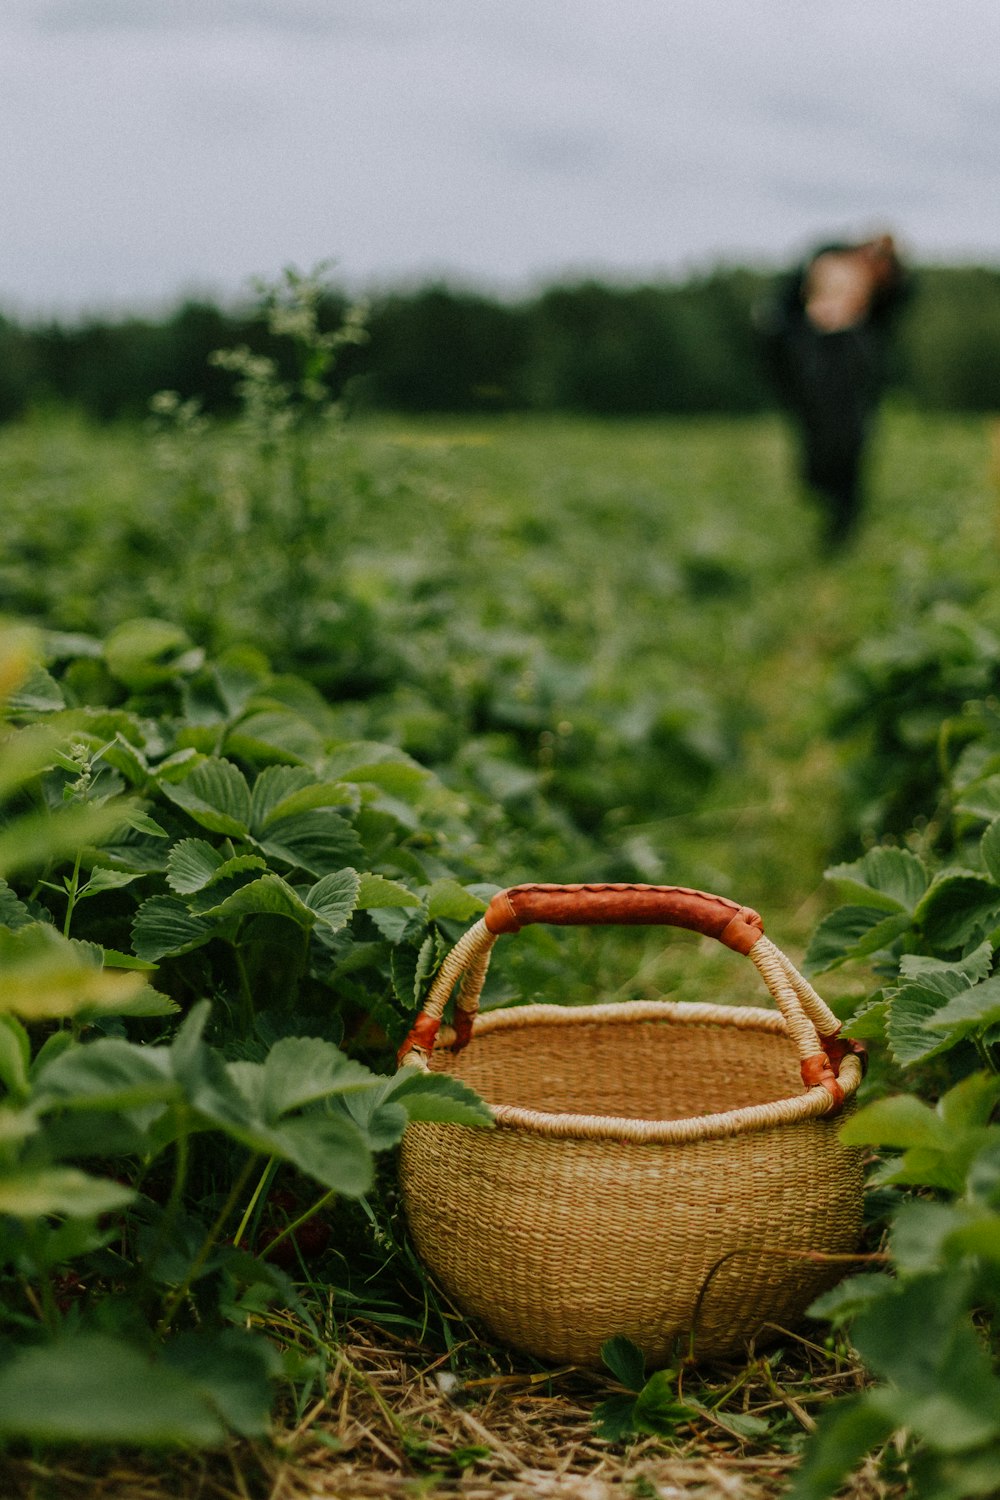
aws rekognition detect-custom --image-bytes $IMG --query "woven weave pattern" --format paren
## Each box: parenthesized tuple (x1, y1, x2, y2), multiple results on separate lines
(397, 887, 865, 1366)
(400, 1014, 863, 1363)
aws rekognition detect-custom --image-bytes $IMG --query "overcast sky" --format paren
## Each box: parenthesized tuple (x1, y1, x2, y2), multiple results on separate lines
(3, 1, 999, 317)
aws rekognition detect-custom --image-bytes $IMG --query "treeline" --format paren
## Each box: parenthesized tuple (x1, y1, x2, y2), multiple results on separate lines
(3, 264, 1000, 422)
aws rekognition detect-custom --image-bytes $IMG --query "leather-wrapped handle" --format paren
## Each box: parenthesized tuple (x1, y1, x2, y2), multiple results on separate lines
(485, 883, 764, 955)
(397, 881, 864, 1111)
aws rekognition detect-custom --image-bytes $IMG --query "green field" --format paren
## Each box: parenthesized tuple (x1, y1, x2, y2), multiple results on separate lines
(2, 399, 1000, 1496)
(3, 403, 995, 914)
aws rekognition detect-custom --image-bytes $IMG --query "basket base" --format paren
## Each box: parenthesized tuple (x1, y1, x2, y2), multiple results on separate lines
(400, 1116, 864, 1367)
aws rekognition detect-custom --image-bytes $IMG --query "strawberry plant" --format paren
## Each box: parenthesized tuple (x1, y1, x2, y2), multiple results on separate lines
(796, 723, 1000, 1497)
(0, 632, 493, 1448)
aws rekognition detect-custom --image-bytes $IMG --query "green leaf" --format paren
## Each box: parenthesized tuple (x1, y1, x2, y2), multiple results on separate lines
(0, 1167, 134, 1218)
(600, 1335, 646, 1392)
(166, 837, 226, 893)
(921, 974, 1000, 1046)
(899, 941, 994, 985)
(954, 773, 1000, 822)
(225, 709, 325, 766)
(32, 1037, 176, 1112)
(255, 1036, 375, 1119)
(78, 868, 143, 899)
(159, 757, 252, 837)
(807, 1272, 896, 1325)
(0, 878, 40, 932)
(255, 810, 364, 876)
(840, 1093, 949, 1150)
(632, 1370, 694, 1437)
(132, 896, 217, 961)
(198, 873, 316, 928)
(425, 879, 487, 923)
(0, 1013, 31, 1100)
(305, 868, 361, 932)
(937, 1072, 1000, 1132)
(592, 1393, 638, 1443)
(160, 1329, 278, 1439)
(355, 873, 420, 910)
(786, 1395, 895, 1500)
(980, 818, 1000, 884)
(0, 1335, 227, 1445)
(270, 1114, 374, 1196)
(104, 618, 201, 692)
(890, 1200, 975, 1272)
(804, 906, 911, 974)
(249, 764, 321, 829)
(0, 923, 152, 1020)
(888, 978, 975, 1067)
(917, 874, 1000, 951)
(826, 847, 930, 912)
(381, 1070, 494, 1128)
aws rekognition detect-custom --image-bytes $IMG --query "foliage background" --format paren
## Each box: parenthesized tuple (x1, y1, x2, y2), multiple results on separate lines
(4, 264, 1000, 423)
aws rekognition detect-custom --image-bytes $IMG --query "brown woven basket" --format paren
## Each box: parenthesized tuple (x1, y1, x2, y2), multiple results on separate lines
(397, 883, 866, 1367)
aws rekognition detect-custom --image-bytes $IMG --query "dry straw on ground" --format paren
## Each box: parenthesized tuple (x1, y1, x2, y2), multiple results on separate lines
(0, 1319, 905, 1500)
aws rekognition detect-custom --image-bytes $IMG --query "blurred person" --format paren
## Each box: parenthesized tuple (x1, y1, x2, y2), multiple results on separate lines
(758, 234, 909, 548)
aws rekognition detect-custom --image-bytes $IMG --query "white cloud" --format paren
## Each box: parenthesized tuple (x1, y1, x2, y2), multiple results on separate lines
(2, 1, 1000, 314)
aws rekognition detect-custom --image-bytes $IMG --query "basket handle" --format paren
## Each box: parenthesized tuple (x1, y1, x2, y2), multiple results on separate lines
(483, 882, 765, 952)
(397, 882, 866, 1111)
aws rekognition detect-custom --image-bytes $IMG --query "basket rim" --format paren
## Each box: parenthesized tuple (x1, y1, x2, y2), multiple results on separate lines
(426, 997, 863, 1144)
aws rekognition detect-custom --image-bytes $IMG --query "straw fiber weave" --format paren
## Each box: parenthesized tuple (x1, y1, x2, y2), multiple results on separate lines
(397, 885, 865, 1366)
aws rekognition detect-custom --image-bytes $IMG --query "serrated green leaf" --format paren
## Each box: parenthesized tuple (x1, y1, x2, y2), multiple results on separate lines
(270, 1114, 374, 1196)
(804, 905, 911, 974)
(920, 974, 1000, 1045)
(592, 1393, 638, 1442)
(355, 873, 420, 910)
(888, 980, 974, 1067)
(159, 758, 252, 837)
(600, 1335, 646, 1392)
(305, 868, 360, 932)
(425, 879, 487, 923)
(132, 896, 217, 961)
(632, 1370, 694, 1437)
(256, 810, 364, 877)
(78, 867, 143, 899)
(167, 838, 226, 893)
(917, 874, 1000, 951)
(198, 873, 316, 927)
(899, 940, 994, 985)
(387, 1070, 494, 1128)
(826, 847, 930, 913)
(0, 879, 36, 932)
(249, 765, 319, 829)
(255, 1036, 375, 1119)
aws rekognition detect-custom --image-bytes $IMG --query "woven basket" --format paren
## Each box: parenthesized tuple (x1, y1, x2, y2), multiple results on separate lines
(397, 883, 867, 1367)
